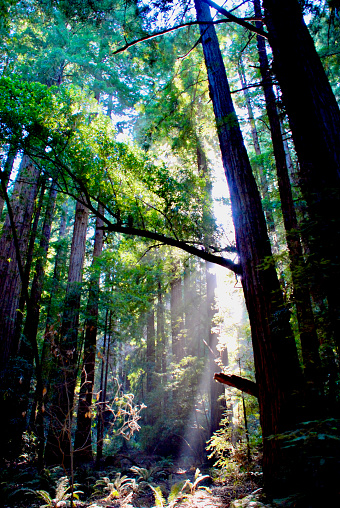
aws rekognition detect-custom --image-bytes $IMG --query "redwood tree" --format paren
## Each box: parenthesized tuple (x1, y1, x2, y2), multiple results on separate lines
(45, 199, 89, 465)
(74, 205, 104, 461)
(194, 0, 303, 493)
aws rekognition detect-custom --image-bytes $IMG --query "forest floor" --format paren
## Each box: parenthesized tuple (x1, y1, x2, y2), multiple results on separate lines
(1, 450, 264, 508)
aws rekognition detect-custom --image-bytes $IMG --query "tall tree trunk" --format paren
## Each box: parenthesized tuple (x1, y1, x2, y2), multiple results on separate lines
(8, 180, 48, 453)
(0, 143, 17, 216)
(253, 0, 323, 401)
(0, 155, 40, 459)
(96, 309, 109, 465)
(146, 306, 156, 425)
(0, 155, 40, 377)
(238, 59, 276, 239)
(170, 263, 183, 362)
(45, 199, 89, 465)
(194, 0, 303, 493)
(146, 307, 156, 394)
(34, 204, 68, 465)
(23, 181, 58, 371)
(262, 0, 340, 357)
(156, 279, 166, 411)
(74, 205, 104, 461)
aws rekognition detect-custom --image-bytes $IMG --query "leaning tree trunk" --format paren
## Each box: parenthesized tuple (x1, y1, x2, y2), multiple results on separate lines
(194, 0, 303, 494)
(74, 205, 104, 461)
(262, 0, 340, 357)
(45, 199, 89, 466)
(253, 0, 323, 405)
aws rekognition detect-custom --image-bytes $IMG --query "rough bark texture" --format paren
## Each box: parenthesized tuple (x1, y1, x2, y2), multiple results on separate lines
(0, 155, 40, 459)
(214, 372, 259, 398)
(74, 205, 104, 461)
(23, 182, 58, 359)
(253, 0, 323, 400)
(263, 0, 340, 355)
(0, 155, 40, 376)
(0, 143, 17, 216)
(238, 60, 276, 238)
(45, 199, 89, 465)
(34, 205, 67, 465)
(195, 0, 302, 492)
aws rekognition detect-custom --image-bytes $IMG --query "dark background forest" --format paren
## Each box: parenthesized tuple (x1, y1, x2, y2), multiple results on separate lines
(1, 0, 340, 507)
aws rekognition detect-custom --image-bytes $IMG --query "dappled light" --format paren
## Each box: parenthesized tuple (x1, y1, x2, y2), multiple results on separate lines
(1, 0, 340, 507)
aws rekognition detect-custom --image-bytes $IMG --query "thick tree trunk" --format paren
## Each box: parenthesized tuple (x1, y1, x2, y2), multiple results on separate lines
(0, 155, 40, 376)
(8, 180, 49, 452)
(23, 181, 58, 363)
(34, 205, 68, 465)
(238, 60, 276, 239)
(74, 206, 104, 461)
(194, 0, 302, 493)
(45, 199, 89, 465)
(0, 143, 17, 216)
(0, 155, 40, 459)
(262, 0, 340, 356)
(253, 0, 323, 401)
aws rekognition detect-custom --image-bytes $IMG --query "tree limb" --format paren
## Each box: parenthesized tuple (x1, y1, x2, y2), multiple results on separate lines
(202, 0, 268, 38)
(214, 372, 258, 397)
(103, 223, 242, 275)
(112, 20, 237, 55)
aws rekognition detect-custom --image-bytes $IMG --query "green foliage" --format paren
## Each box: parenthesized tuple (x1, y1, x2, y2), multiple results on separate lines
(94, 473, 136, 500)
(10, 475, 83, 507)
(180, 468, 211, 495)
(206, 407, 262, 472)
(148, 469, 210, 508)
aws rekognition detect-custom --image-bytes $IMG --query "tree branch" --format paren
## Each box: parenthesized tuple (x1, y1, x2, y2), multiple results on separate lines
(103, 223, 242, 275)
(112, 20, 236, 55)
(214, 372, 259, 397)
(202, 0, 268, 38)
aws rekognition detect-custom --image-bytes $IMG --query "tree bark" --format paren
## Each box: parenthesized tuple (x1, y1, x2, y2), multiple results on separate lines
(238, 59, 276, 239)
(34, 204, 68, 465)
(0, 143, 17, 216)
(96, 309, 108, 465)
(0, 155, 40, 377)
(253, 0, 323, 400)
(214, 373, 259, 398)
(45, 199, 89, 465)
(194, 0, 303, 492)
(262, 0, 340, 357)
(74, 205, 104, 461)
(0, 155, 40, 459)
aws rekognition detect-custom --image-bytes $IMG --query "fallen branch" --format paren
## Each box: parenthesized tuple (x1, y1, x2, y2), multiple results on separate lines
(214, 372, 259, 397)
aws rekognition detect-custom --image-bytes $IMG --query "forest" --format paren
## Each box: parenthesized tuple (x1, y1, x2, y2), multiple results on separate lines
(0, 0, 340, 506)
